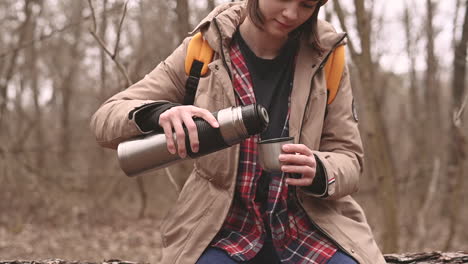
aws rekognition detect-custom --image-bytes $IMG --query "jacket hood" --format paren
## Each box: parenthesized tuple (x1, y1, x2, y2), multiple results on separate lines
(190, 2, 346, 54)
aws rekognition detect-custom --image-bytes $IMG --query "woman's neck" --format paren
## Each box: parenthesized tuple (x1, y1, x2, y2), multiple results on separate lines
(239, 17, 287, 59)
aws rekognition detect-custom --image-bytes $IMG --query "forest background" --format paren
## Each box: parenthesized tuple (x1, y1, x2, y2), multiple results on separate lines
(0, 0, 467, 262)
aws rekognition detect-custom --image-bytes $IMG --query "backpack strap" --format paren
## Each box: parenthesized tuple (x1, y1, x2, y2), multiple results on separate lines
(183, 33, 345, 106)
(324, 45, 345, 105)
(183, 32, 214, 105)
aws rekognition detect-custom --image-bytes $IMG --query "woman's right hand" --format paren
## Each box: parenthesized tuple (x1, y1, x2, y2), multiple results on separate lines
(158, 105, 219, 158)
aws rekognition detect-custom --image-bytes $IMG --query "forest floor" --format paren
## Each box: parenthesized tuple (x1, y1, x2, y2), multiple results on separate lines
(1, 211, 467, 264)
(0, 217, 162, 264)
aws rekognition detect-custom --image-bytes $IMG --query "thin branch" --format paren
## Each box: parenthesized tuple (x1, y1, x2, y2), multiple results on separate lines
(87, 0, 132, 87)
(88, 0, 98, 33)
(90, 31, 113, 58)
(113, 0, 129, 59)
(0, 23, 73, 59)
(90, 31, 132, 86)
(0, 5, 124, 59)
(453, 93, 468, 126)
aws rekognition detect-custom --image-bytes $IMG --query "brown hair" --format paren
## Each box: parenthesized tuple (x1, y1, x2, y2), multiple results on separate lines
(246, 0, 325, 54)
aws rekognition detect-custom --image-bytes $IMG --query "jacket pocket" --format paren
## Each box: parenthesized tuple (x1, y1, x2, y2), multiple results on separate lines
(160, 171, 214, 248)
(195, 145, 238, 189)
(193, 72, 225, 111)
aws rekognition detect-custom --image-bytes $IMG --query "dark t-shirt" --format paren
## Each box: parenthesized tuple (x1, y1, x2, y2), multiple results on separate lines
(235, 31, 297, 140)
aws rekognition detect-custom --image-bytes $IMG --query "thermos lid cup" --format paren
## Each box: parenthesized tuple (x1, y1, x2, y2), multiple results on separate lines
(258, 136, 294, 173)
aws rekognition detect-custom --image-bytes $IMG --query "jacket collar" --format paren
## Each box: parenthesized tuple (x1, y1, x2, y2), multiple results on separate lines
(190, 3, 245, 55)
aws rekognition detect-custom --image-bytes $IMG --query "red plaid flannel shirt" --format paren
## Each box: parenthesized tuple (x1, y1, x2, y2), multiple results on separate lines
(210, 40, 338, 263)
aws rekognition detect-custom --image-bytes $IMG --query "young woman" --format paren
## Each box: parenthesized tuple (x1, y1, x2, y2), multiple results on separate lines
(91, 0, 386, 263)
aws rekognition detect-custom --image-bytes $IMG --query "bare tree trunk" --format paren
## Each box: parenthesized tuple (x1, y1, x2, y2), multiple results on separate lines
(207, 0, 216, 11)
(175, 0, 190, 43)
(99, 0, 109, 101)
(96, 0, 109, 164)
(402, 2, 432, 250)
(59, 1, 84, 165)
(403, 1, 422, 189)
(59, 73, 73, 164)
(353, 0, 399, 253)
(452, 1, 468, 108)
(0, 0, 33, 126)
(132, 0, 149, 80)
(335, 0, 399, 252)
(424, 0, 441, 165)
(403, 2, 421, 148)
(28, 1, 45, 172)
(452, 0, 462, 50)
(420, 1, 448, 250)
(445, 0, 468, 250)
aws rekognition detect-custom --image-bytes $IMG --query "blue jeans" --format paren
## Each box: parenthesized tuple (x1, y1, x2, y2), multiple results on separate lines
(196, 239, 280, 264)
(196, 246, 356, 264)
(327, 251, 358, 264)
(196, 247, 238, 264)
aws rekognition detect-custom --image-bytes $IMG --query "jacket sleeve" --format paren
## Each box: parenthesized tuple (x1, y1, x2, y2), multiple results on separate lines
(134, 102, 182, 133)
(90, 37, 191, 149)
(309, 63, 364, 200)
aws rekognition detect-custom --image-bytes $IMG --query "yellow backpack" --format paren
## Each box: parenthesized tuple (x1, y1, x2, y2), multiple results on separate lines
(184, 32, 345, 105)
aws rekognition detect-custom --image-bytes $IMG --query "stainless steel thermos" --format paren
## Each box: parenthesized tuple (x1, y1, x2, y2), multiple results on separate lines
(117, 104, 269, 177)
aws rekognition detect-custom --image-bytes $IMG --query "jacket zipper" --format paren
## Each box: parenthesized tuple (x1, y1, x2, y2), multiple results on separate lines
(297, 33, 348, 144)
(295, 33, 361, 263)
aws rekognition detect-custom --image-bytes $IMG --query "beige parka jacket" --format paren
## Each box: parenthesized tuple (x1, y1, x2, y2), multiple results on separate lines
(91, 3, 386, 264)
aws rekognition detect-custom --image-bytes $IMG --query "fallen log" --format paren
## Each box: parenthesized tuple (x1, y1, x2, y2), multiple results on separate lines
(384, 251, 468, 263)
(1, 252, 467, 264)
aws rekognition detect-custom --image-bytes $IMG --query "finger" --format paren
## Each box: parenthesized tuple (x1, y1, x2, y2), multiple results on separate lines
(171, 118, 187, 158)
(279, 154, 316, 167)
(285, 176, 314, 187)
(194, 108, 219, 128)
(159, 115, 176, 154)
(282, 144, 313, 156)
(281, 164, 315, 176)
(182, 114, 199, 153)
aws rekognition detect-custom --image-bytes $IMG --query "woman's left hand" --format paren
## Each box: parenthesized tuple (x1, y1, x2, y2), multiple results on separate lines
(279, 144, 316, 186)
